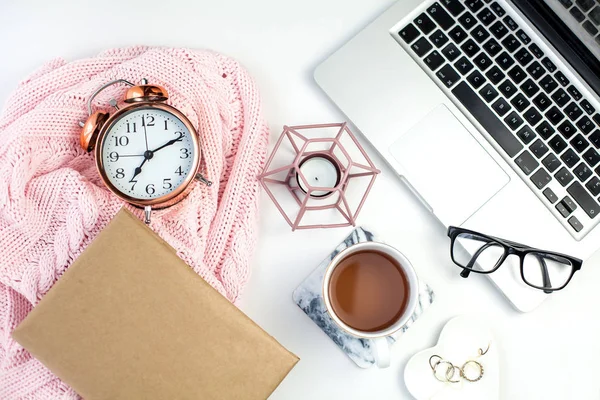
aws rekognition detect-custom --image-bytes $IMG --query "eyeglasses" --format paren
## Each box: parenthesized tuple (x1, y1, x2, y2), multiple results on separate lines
(447, 226, 582, 293)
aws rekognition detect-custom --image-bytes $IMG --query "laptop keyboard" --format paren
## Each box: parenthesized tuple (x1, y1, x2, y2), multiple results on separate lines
(556, 0, 600, 44)
(398, 0, 600, 238)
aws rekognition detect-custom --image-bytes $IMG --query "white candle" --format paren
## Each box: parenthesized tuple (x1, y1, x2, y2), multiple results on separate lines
(297, 154, 340, 197)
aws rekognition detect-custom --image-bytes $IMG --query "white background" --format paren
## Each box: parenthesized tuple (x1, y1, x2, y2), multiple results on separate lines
(2, 1, 600, 399)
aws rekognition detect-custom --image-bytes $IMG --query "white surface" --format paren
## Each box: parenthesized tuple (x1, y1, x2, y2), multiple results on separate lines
(1, 1, 600, 399)
(404, 315, 499, 400)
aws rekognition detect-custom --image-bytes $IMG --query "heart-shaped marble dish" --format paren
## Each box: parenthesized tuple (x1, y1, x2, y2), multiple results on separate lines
(404, 315, 499, 400)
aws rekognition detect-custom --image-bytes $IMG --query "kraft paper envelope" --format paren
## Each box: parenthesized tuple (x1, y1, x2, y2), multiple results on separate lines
(13, 208, 298, 400)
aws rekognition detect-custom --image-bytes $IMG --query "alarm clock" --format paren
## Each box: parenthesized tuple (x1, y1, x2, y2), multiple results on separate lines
(79, 78, 211, 224)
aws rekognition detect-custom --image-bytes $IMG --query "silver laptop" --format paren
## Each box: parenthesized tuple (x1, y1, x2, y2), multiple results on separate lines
(315, 0, 600, 312)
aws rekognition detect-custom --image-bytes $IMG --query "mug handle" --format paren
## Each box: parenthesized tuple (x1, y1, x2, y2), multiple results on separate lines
(371, 337, 391, 368)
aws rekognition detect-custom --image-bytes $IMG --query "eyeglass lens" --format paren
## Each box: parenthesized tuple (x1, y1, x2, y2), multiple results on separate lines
(522, 253, 573, 290)
(453, 233, 506, 273)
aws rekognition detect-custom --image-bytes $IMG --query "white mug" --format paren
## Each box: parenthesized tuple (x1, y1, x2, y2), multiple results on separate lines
(322, 242, 419, 368)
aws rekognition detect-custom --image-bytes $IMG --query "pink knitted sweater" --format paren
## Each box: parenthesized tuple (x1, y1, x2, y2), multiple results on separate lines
(0, 47, 269, 399)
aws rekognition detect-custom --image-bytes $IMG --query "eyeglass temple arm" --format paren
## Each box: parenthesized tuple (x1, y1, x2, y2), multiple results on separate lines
(460, 241, 501, 278)
(535, 254, 553, 294)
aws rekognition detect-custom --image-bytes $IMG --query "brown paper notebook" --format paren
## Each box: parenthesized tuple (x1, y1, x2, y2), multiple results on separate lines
(12, 208, 298, 400)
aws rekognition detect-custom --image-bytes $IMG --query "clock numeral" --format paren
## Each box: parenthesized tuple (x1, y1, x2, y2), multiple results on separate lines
(142, 115, 155, 127)
(115, 168, 125, 179)
(175, 166, 184, 176)
(126, 122, 137, 133)
(146, 184, 155, 195)
(163, 178, 172, 190)
(175, 131, 185, 137)
(180, 148, 190, 159)
(164, 120, 168, 130)
(129, 177, 138, 191)
(114, 136, 129, 147)
(108, 152, 119, 162)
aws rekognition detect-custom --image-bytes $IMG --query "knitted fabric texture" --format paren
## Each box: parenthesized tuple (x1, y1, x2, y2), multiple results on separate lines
(0, 47, 269, 399)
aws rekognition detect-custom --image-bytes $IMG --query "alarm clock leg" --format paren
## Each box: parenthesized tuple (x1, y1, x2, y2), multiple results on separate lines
(144, 206, 152, 224)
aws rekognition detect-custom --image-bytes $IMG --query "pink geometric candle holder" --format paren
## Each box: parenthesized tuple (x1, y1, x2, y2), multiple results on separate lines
(258, 123, 380, 230)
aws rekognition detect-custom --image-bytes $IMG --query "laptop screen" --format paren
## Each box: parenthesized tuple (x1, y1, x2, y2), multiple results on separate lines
(511, 0, 600, 97)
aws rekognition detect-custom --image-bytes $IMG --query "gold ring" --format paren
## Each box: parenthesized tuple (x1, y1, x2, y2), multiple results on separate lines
(433, 361, 455, 383)
(461, 360, 484, 382)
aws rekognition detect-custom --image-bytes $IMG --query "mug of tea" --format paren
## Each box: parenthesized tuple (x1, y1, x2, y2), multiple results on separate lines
(322, 242, 419, 368)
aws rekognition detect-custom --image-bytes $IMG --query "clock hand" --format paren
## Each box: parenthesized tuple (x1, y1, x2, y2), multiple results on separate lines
(130, 156, 149, 181)
(150, 133, 184, 153)
(143, 117, 149, 151)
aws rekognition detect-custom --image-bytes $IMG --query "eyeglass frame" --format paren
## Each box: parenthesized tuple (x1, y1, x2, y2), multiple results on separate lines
(447, 226, 583, 293)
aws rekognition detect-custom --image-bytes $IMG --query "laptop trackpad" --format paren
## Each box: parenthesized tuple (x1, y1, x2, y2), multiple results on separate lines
(389, 104, 510, 226)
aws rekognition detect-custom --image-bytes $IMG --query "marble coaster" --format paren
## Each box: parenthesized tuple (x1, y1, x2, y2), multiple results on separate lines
(293, 227, 435, 369)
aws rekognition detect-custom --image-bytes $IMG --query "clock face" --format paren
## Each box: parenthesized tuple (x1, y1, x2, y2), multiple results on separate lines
(99, 107, 197, 201)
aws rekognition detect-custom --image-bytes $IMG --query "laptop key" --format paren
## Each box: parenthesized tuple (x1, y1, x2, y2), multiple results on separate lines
(430, 29, 450, 48)
(437, 64, 461, 88)
(474, 52, 493, 70)
(505, 111, 524, 130)
(551, 88, 571, 107)
(576, 0, 595, 12)
(516, 29, 531, 45)
(589, 6, 600, 26)
(400, 24, 421, 44)
(543, 153, 562, 172)
(514, 48, 533, 66)
(524, 107, 543, 126)
(527, 61, 545, 80)
(496, 52, 515, 70)
(508, 65, 526, 83)
(454, 56, 474, 75)
(533, 93, 552, 111)
(499, 79, 518, 98)
(549, 135, 568, 154)
(486, 65, 505, 84)
(556, 201, 571, 217)
(467, 70, 487, 88)
(490, 2, 505, 17)
(583, 21, 599, 36)
(517, 126, 536, 144)
(520, 79, 540, 97)
(568, 181, 600, 218)
(458, 11, 477, 30)
(571, 134, 590, 153)
(554, 71, 570, 87)
(568, 85, 583, 101)
(545, 106, 565, 125)
(415, 13, 437, 35)
(424, 50, 445, 71)
(449, 25, 469, 43)
(442, 43, 462, 61)
(531, 168, 552, 189)
(503, 15, 518, 31)
(543, 187, 559, 203)
(461, 39, 481, 57)
(581, 99, 595, 115)
(516, 150, 539, 175)
(537, 121, 555, 139)
(541, 57, 557, 73)
(483, 38, 502, 56)
(411, 37, 433, 56)
(490, 21, 508, 39)
(568, 216, 584, 232)
(511, 93, 530, 112)
(586, 176, 600, 196)
(555, 167, 575, 186)
(563, 196, 578, 213)
(577, 116, 594, 134)
(477, 8, 496, 26)
(530, 139, 549, 158)
(501, 34, 521, 53)
(558, 120, 577, 138)
(562, 148, 581, 167)
(452, 82, 523, 156)
(465, 0, 485, 13)
(565, 102, 584, 121)
(471, 25, 491, 43)
(479, 84, 499, 102)
(540, 75, 559, 94)
(570, 6, 586, 23)
(583, 147, 600, 166)
(559, 0, 574, 7)
(440, 0, 466, 16)
(589, 130, 600, 148)
(427, 3, 455, 30)
(574, 163, 593, 181)
(529, 43, 544, 59)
